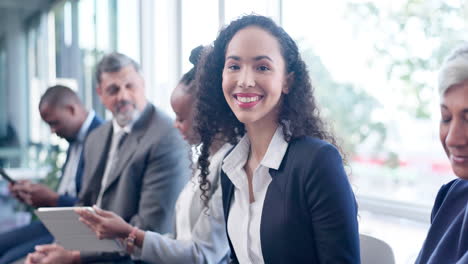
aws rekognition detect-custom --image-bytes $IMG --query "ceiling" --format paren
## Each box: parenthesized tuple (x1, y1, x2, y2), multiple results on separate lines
(0, 0, 53, 19)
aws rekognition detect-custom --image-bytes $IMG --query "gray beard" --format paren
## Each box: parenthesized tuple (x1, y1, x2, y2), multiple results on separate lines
(115, 110, 138, 127)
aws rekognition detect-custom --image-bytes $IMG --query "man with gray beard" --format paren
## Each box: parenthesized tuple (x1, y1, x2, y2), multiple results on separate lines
(25, 52, 190, 263)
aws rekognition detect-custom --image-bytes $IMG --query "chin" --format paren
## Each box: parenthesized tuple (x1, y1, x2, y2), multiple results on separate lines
(453, 168, 468, 180)
(116, 114, 133, 126)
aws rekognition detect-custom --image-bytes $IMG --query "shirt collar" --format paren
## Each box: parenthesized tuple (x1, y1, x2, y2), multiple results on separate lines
(75, 110, 95, 143)
(112, 119, 132, 135)
(222, 126, 289, 173)
(260, 126, 289, 170)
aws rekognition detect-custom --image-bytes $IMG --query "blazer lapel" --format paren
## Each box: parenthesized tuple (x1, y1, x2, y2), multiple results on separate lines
(101, 131, 140, 192)
(100, 104, 154, 194)
(79, 122, 112, 204)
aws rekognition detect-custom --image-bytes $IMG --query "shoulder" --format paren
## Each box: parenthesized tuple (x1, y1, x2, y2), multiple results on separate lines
(146, 105, 176, 135)
(432, 179, 468, 215)
(286, 136, 342, 167)
(150, 105, 172, 126)
(435, 179, 468, 202)
(271, 137, 347, 193)
(86, 121, 111, 141)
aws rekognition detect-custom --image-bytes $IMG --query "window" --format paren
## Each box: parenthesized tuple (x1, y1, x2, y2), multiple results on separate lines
(282, 0, 466, 262)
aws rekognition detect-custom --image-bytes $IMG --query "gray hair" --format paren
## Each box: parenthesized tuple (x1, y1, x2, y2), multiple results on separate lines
(95, 52, 141, 84)
(438, 43, 468, 96)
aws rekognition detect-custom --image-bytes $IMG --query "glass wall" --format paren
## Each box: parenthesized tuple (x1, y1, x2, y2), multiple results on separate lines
(281, 0, 467, 262)
(181, 0, 219, 73)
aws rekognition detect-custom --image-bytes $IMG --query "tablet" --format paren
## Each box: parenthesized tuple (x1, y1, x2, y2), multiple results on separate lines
(35, 207, 122, 252)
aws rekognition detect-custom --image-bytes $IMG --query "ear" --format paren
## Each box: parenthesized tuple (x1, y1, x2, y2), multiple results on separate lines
(96, 84, 103, 96)
(66, 104, 76, 116)
(282, 72, 295, 94)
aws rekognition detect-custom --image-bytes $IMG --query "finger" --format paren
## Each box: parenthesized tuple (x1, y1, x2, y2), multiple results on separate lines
(78, 209, 102, 224)
(93, 205, 113, 217)
(12, 183, 27, 192)
(25, 253, 35, 264)
(79, 217, 101, 235)
(35, 244, 59, 253)
(26, 252, 45, 264)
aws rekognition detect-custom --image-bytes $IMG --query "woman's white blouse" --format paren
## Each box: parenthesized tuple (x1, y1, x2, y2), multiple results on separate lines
(222, 127, 288, 264)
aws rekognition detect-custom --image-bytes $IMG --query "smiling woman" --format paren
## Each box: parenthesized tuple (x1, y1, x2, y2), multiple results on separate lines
(195, 15, 360, 264)
(415, 43, 468, 264)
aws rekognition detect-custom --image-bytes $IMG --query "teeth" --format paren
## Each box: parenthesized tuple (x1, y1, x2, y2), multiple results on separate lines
(238, 96, 259, 103)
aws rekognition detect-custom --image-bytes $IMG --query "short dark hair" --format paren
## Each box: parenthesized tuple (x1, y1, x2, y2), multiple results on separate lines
(95, 52, 141, 84)
(39, 85, 81, 109)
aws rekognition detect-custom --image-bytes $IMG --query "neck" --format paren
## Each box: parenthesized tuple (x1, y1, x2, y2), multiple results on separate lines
(245, 122, 278, 163)
(209, 137, 224, 155)
(76, 109, 89, 129)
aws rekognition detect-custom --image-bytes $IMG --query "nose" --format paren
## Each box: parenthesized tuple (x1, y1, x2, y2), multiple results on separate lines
(117, 86, 130, 101)
(238, 68, 255, 88)
(446, 119, 468, 148)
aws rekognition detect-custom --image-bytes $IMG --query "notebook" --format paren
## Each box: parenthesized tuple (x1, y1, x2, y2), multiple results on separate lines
(35, 207, 122, 252)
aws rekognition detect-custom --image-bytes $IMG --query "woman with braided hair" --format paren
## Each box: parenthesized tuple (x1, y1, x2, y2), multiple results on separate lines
(26, 46, 231, 264)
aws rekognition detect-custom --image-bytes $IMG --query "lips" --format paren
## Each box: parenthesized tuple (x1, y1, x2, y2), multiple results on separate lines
(450, 154, 468, 164)
(233, 93, 263, 109)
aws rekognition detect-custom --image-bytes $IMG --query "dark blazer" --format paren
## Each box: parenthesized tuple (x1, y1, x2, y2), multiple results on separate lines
(415, 179, 468, 264)
(221, 136, 360, 264)
(57, 115, 103, 206)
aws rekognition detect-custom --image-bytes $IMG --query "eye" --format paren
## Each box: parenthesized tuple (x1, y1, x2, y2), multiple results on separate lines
(441, 118, 451, 124)
(440, 113, 451, 124)
(106, 85, 119, 95)
(227, 64, 240, 71)
(257, 65, 270, 71)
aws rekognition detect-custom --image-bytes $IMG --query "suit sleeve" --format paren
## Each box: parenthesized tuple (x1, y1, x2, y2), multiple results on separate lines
(305, 144, 360, 264)
(56, 194, 78, 206)
(129, 129, 190, 233)
(136, 180, 229, 264)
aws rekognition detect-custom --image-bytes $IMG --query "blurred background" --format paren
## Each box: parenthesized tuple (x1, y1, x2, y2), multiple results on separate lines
(0, 0, 467, 263)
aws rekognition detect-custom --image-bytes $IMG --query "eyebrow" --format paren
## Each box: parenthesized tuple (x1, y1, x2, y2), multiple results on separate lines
(225, 55, 273, 62)
(440, 104, 468, 113)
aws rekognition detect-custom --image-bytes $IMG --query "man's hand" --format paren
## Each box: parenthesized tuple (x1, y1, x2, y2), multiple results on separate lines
(25, 244, 80, 264)
(9, 180, 59, 207)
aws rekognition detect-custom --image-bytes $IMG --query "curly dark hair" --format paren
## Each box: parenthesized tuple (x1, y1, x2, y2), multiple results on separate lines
(195, 14, 340, 206)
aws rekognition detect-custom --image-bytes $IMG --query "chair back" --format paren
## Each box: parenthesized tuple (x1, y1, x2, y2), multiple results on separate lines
(360, 234, 395, 264)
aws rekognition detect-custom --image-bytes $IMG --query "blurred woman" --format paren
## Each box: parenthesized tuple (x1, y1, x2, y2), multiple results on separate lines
(415, 44, 468, 264)
(25, 46, 230, 264)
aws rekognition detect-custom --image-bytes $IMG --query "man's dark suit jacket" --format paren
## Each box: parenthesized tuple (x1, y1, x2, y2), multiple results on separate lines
(57, 115, 103, 206)
(221, 136, 361, 264)
(0, 114, 103, 264)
